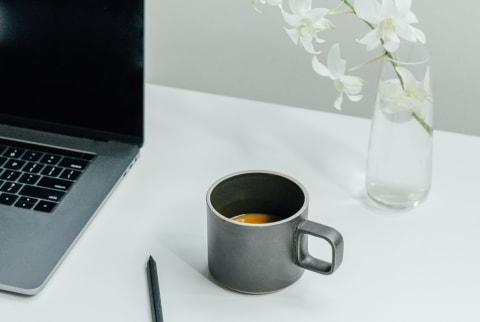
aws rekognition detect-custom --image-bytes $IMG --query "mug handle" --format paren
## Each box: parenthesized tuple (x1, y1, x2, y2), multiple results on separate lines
(294, 220, 344, 275)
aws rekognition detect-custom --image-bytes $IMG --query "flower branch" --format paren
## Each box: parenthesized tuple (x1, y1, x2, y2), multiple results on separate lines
(254, 0, 432, 134)
(346, 0, 433, 135)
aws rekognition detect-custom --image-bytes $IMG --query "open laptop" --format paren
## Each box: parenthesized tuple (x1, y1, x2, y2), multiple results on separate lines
(0, 1, 144, 295)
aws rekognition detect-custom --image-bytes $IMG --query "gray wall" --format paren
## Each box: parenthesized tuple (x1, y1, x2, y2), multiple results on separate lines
(145, 0, 480, 137)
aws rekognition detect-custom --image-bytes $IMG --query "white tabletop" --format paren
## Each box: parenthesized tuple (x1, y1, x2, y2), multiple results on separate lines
(1, 84, 479, 322)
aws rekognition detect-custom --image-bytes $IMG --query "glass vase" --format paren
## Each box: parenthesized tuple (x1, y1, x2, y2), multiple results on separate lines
(365, 43, 433, 209)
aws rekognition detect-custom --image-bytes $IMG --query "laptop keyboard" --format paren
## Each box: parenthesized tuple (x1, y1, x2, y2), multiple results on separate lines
(0, 138, 95, 213)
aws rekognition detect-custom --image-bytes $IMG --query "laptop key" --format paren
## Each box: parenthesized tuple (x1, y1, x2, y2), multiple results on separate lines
(19, 185, 65, 202)
(0, 170, 21, 181)
(60, 169, 81, 181)
(34, 200, 57, 213)
(3, 147, 25, 158)
(58, 158, 89, 170)
(4, 159, 26, 170)
(37, 177, 73, 191)
(15, 197, 38, 210)
(41, 166, 63, 177)
(40, 154, 62, 165)
(23, 162, 44, 174)
(18, 173, 41, 185)
(0, 182, 23, 194)
(0, 193, 18, 205)
(22, 151, 43, 162)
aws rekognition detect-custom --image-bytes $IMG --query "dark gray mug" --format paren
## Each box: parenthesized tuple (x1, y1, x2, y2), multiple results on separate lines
(206, 170, 344, 294)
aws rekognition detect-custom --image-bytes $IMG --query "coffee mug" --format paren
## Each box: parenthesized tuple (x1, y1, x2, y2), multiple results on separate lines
(206, 170, 344, 294)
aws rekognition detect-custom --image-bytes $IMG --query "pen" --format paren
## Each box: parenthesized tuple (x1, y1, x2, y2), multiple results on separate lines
(147, 256, 164, 322)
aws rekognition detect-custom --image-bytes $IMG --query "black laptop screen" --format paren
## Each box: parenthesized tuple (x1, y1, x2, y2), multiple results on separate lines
(0, 1, 144, 144)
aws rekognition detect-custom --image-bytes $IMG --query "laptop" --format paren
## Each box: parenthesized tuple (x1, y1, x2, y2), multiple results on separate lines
(0, 1, 144, 295)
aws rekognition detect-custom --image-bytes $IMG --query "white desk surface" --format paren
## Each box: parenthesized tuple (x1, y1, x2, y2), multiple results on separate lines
(1, 84, 479, 322)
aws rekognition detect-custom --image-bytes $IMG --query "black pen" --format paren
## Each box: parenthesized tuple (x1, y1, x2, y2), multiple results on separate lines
(147, 256, 164, 322)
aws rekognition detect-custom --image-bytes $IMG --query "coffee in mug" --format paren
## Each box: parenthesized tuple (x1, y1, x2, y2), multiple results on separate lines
(231, 213, 283, 224)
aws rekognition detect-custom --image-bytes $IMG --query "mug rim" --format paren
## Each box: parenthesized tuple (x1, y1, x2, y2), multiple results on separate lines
(206, 170, 309, 227)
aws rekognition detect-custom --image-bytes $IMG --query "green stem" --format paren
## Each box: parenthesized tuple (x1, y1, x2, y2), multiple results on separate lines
(347, 52, 388, 73)
(329, 1, 353, 15)
(412, 112, 433, 135)
(343, 0, 354, 11)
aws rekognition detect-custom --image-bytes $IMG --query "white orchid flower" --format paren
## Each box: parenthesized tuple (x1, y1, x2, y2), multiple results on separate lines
(312, 44, 365, 110)
(281, 0, 334, 54)
(378, 66, 432, 118)
(252, 0, 282, 13)
(354, 0, 426, 53)
(253, 0, 282, 7)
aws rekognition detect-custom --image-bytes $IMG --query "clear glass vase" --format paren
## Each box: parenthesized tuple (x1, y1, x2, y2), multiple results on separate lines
(365, 43, 433, 209)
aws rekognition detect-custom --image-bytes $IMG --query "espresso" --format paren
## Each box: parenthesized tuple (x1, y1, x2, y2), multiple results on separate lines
(231, 213, 283, 224)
